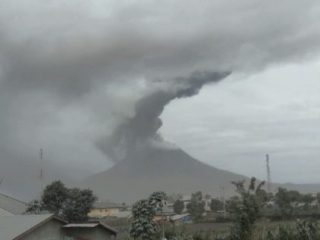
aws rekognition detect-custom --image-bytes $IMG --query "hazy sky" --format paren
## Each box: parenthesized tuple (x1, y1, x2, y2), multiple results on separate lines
(0, 0, 320, 194)
(162, 59, 320, 184)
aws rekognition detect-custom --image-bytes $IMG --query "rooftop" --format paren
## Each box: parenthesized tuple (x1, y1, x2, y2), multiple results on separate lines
(0, 193, 27, 215)
(64, 222, 118, 234)
(93, 201, 127, 209)
(0, 214, 64, 240)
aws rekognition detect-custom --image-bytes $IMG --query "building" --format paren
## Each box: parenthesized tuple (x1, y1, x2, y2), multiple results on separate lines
(153, 204, 175, 222)
(0, 214, 66, 240)
(63, 222, 117, 240)
(170, 213, 192, 225)
(0, 214, 117, 240)
(88, 201, 127, 218)
(0, 193, 27, 215)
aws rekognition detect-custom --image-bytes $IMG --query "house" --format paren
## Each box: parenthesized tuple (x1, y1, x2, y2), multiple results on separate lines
(63, 222, 117, 240)
(0, 214, 117, 240)
(170, 214, 192, 225)
(107, 210, 131, 219)
(88, 201, 127, 218)
(0, 214, 66, 240)
(0, 193, 27, 215)
(153, 204, 175, 222)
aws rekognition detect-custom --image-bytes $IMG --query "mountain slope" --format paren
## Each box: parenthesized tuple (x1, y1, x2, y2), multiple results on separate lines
(82, 147, 247, 202)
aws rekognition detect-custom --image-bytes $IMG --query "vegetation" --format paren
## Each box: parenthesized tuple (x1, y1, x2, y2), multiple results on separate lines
(227, 177, 265, 240)
(130, 191, 167, 240)
(210, 199, 224, 212)
(187, 191, 205, 221)
(174, 199, 185, 214)
(26, 180, 96, 222)
(27, 178, 320, 240)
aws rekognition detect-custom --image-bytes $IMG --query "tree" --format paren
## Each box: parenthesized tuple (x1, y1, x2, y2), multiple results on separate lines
(301, 194, 315, 210)
(186, 191, 205, 221)
(210, 198, 223, 212)
(229, 177, 265, 240)
(26, 200, 43, 214)
(130, 191, 167, 240)
(41, 180, 68, 214)
(62, 188, 97, 222)
(316, 192, 320, 205)
(173, 199, 184, 214)
(275, 188, 295, 218)
(27, 181, 97, 222)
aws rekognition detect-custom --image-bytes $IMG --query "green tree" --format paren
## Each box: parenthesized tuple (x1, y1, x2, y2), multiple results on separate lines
(27, 181, 97, 222)
(173, 199, 184, 214)
(301, 194, 315, 210)
(130, 191, 167, 240)
(26, 200, 43, 214)
(275, 188, 295, 218)
(316, 192, 320, 205)
(229, 177, 265, 240)
(210, 198, 223, 212)
(186, 191, 205, 221)
(62, 188, 97, 222)
(41, 180, 68, 214)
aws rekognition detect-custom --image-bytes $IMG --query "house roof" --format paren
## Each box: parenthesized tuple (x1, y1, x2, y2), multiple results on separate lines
(92, 201, 126, 209)
(0, 208, 13, 216)
(0, 214, 66, 240)
(64, 222, 118, 235)
(109, 210, 131, 218)
(0, 193, 27, 215)
(171, 213, 190, 221)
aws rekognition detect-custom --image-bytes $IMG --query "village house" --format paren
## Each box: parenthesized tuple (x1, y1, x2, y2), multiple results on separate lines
(170, 213, 192, 225)
(0, 214, 66, 240)
(0, 214, 117, 240)
(88, 201, 127, 218)
(0, 192, 27, 216)
(63, 222, 117, 240)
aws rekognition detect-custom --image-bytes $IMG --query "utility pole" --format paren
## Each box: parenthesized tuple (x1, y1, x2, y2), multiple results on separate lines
(266, 154, 271, 193)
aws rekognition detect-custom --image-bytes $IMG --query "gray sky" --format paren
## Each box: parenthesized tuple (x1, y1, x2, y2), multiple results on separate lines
(0, 0, 320, 193)
(162, 59, 320, 184)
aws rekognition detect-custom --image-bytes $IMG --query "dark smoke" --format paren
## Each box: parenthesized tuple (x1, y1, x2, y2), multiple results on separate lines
(97, 71, 231, 162)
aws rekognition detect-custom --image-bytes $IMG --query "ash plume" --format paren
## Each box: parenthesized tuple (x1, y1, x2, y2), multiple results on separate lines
(97, 71, 230, 162)
(0, 0, 319, 200)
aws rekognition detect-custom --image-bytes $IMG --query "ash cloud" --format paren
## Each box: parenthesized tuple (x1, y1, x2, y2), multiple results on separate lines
(0, 0, 319, 197)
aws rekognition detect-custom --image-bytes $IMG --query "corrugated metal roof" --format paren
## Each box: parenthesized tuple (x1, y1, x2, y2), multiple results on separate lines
(64, 222, 118, 234)
(0, 208, 13, 216)
(93, 201, 126, 209)
(109, 210, 131, 218)
(0, 193, 27, 214)
(64, 223, 99, 228)
(171, 213, 190, 221)
(0, 214, 54, 240)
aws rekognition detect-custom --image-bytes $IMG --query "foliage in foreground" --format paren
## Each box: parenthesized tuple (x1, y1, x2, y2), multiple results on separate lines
(265, 220, 320, 240)
(228, 177, 265, 240)
(26, 180, 96, 222)
(130, 191, 167, 240)
(157, 220, 320, 240)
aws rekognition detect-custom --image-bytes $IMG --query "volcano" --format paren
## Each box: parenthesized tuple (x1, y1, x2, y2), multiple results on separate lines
(82, 146, 247, 202)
